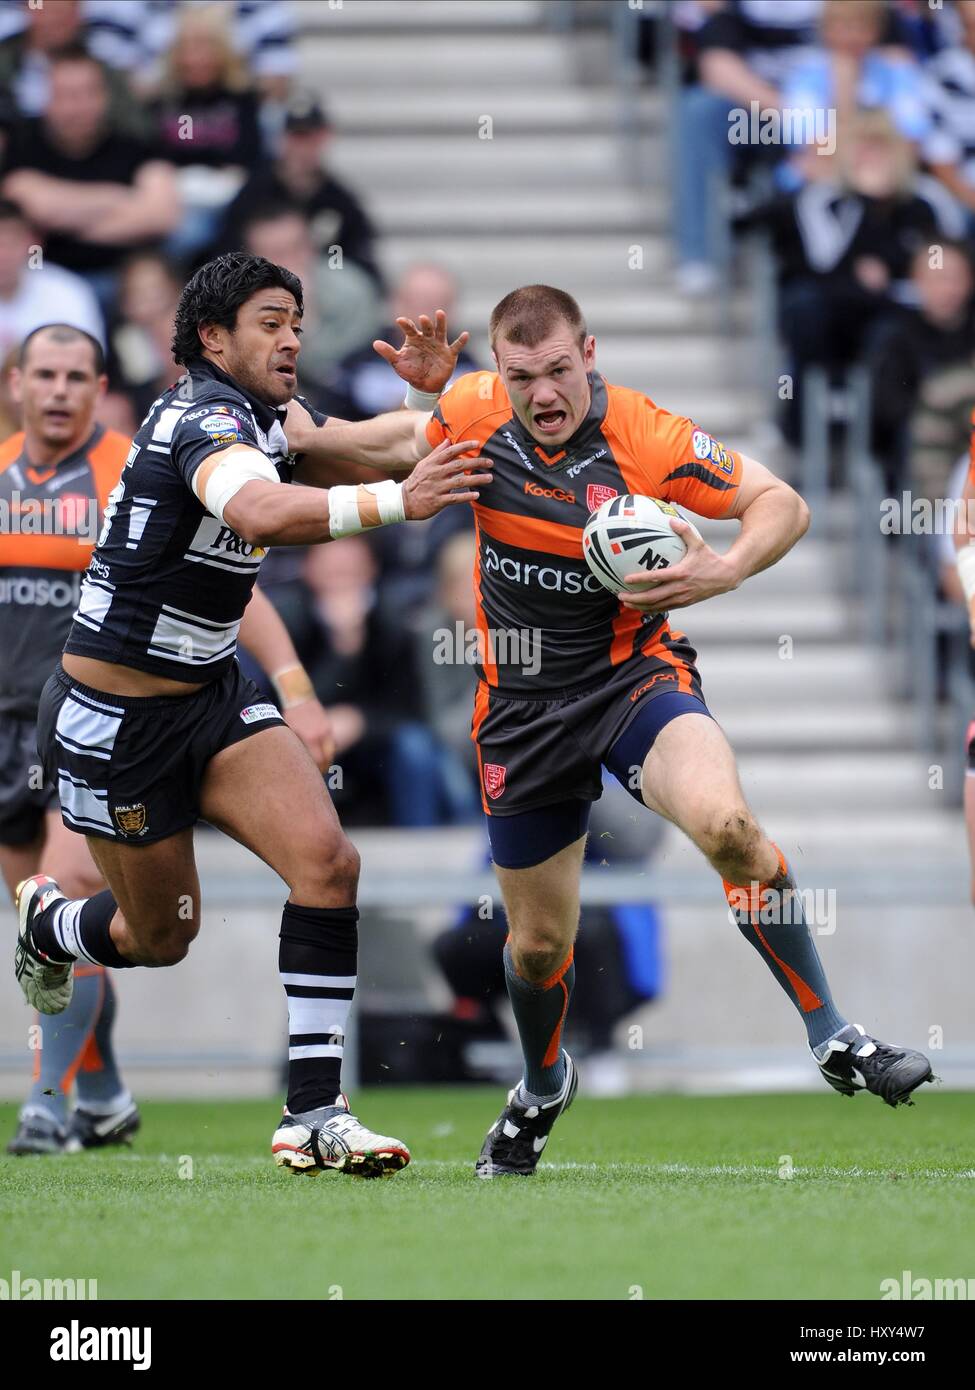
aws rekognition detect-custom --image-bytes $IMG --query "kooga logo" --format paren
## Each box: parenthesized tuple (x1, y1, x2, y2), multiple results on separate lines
(482, 543, 602, 593)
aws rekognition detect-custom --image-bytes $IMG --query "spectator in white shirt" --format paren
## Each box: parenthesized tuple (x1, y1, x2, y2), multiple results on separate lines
(0, 197, 104, 361)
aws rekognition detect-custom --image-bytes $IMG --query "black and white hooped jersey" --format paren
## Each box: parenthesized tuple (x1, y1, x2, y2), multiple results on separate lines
(63, 358, 326, 683)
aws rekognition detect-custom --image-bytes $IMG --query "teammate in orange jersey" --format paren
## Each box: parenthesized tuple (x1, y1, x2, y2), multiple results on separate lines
(288, 285, 934, 1174)
(2, 322, 334, 1154)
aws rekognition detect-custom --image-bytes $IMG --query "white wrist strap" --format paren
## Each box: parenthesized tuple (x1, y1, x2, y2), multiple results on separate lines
(405, 384, 442, 411)
(957, 543, 975, 602)
(328, 480, 406, 539)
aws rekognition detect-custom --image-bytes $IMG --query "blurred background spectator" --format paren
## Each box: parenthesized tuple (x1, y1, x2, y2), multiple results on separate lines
(150, 3, 265, 262)
(0, 0, 152, 135)
(745, 110, 948, 444)
(675, 0, 822, 294)
(780, 0, 930, 163)
(0, 45, 180, 315)
(866, 239, 975, 490)
(325, 263, 479, 421)
(0, 196, 104, 358)
(923, 0, 975, 231)
(104, 249, 181, 424)
(219, 92, 381, 288)
(240, 199, 381, 389)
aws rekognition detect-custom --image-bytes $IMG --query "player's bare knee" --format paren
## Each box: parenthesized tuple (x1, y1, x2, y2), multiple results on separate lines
(291, 832, 360, 903)
(508, 922, 572, 983)
(702, 809, 763, 878)
(142, 921, 198, 967)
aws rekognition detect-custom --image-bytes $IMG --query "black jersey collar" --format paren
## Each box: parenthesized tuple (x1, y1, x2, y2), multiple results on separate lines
(187, 357, 287, 433)
(507, 371, 608, 474)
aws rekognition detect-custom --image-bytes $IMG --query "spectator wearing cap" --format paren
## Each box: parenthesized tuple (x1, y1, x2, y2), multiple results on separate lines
(151, 4, 266, 261)
(0, 46, 180, 314)
(0, 197, 104, 360)
(219, 92, 381, 288)
(239, 200, 381, 388)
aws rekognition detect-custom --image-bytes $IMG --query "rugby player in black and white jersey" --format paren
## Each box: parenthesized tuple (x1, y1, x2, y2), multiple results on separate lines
(13, 252, 491, 1176)
(2, 322, 334, 1158)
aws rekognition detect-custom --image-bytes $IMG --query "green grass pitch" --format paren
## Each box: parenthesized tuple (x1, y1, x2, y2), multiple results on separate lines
(2, 1089, 973, 1300)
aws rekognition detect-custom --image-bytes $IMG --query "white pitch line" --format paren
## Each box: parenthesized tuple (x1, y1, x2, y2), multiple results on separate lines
(96, 1154, 974, 1180)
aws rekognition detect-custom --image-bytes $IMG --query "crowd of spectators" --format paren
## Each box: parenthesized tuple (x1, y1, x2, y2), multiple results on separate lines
(673, 0, 975, 513)
(0, 0, 481, 829)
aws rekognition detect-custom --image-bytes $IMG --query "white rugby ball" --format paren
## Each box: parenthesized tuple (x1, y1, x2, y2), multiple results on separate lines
(583, 494, 689, 595)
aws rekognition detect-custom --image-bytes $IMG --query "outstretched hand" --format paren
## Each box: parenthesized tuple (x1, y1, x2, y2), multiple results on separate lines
(373, 310, 470, 394)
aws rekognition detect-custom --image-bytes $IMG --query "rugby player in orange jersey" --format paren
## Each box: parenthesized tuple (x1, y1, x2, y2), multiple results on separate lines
(287, 284, 934, 1175)
(2, 322, 336, 1155)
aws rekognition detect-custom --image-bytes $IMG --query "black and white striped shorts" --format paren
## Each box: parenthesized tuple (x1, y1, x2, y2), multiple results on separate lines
(36, 661, 286, 845)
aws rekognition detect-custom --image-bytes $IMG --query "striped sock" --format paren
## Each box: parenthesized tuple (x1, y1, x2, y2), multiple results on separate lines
(32, 891, 132, 969)
(503, 942, 574, 1099)
(724, 844, 847, 1049)
(279, 902, 357, 1114)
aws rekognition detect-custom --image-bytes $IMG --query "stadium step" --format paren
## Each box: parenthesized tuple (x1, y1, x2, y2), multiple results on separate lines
(714, 700, 913, 753)
(300, 0, 546, 31)
(327, 132, 652, 190)
(738, 752, 941, 813)
(370, 186, 669, 236)
(458, 287, 749, 337)
(301, 31, 585, 86)
(326, 87, 664, 137)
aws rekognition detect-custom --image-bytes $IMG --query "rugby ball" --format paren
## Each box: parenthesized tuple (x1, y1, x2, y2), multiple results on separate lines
(583, 494, 689, 595)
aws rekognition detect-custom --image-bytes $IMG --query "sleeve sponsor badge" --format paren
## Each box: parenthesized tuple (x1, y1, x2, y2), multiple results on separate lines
(690, 429, 734, 475)
(199, 410, 244, 446)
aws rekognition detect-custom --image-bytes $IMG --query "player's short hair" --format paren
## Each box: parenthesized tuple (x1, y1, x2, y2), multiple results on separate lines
(171, 252, 304, 366)
(19, 323, 105, 376)
(489, 285, 587, 353)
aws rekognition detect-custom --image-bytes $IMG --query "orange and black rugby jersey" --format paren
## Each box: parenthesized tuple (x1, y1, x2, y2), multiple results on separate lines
(0, 426, 127, 718)
(426, 370, 743, 696)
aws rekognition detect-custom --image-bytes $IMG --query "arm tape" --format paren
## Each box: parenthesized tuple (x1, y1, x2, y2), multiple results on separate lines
(193, 446, 281, 524)
(328, 480, 406, 539)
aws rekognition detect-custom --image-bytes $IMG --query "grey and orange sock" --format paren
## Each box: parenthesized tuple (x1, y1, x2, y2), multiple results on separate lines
(74, 970, 127, 1109)
(503, 941, 574, 1099)
(723, 844, 846, 1049)
(25, 966, 106, 1124)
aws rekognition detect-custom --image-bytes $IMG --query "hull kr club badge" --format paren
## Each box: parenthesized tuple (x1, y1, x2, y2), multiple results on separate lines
(483, 764, 506, 800)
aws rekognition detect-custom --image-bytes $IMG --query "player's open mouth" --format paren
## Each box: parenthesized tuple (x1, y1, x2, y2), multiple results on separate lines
(533, 410, 567, 433)
(275, 365, 296, 381)
(44, 410, 72, 424)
